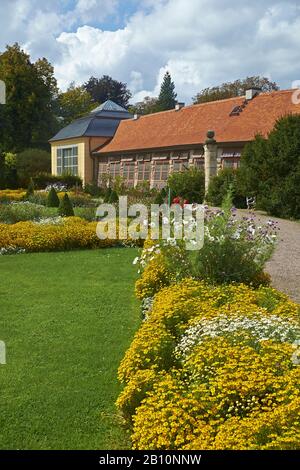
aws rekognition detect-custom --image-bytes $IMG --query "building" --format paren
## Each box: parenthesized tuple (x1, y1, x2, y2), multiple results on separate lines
(49, 100, 132, 185)
(50, 89, 300, 188)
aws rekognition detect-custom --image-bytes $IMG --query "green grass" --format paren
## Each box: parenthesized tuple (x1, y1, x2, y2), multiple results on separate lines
(0, 248, 140, 449)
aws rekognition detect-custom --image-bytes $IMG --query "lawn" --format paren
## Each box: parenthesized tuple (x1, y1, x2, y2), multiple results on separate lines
(0, 248, 140, 449)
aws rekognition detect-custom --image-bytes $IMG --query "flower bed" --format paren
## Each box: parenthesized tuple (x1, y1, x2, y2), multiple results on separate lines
(0, 217, 128, 252)
(117, 280, 300, 449)
(0, 189, 27, 202)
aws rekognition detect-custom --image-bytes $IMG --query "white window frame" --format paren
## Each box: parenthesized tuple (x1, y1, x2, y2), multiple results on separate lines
(57, 145, 78, 175)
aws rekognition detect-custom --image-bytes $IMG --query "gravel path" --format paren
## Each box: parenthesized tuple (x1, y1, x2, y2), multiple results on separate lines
(239, 210, 300, 304)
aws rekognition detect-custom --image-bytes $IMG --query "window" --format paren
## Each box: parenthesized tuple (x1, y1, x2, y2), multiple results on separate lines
(193, 158, 204, 169)
(123, 162, 135, 183)
(109, 162, 120, 179)
(137, 161, 151, 181)
(98, 162, 108, 185)
(172, 160, 188, 173)
(57, 146, 78, 175)
(223, 159, 234, 168)
(153, 161, 169, 181)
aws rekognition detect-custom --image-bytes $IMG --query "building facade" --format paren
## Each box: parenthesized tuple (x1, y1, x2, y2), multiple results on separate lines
(50, 89, 300, 188)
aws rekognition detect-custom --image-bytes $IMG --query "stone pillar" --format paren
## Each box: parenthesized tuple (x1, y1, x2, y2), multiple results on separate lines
(204, 130, 218, 192)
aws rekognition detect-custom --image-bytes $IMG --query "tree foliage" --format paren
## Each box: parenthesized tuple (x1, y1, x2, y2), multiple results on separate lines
(0, 44, 58, 151)
(240, 114, 300, 218)
(57, 82, 96, 125)
(167, 167, 205, 203)
(83, 75, 132, 107)
(16, 148, 51, 184)
(193, 76, 279, 104)
(129, 96, 159, 115)
(157, 71, 177, 111)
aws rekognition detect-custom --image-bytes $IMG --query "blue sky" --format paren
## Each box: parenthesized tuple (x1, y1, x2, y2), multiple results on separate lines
(0, 0, 300, 103)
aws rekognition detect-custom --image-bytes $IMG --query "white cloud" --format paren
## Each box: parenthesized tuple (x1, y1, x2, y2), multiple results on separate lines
(1, 0, 300, 103)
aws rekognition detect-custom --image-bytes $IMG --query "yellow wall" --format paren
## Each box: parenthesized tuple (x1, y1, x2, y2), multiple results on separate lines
(51, 136, 110, 185)
(51, 138, 89, 185)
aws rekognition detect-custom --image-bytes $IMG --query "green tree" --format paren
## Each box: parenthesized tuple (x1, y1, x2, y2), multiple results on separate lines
(157, 72, 177, 111)
(58, 193, 74, 217)
(57, 83, 96, 125)
(47, 187, 60, 207)
(129, 96, 159, 115)
(83, 75, 132, 107)
(16, 148, 51, 184)
(167, 167, 205, 203)
(206, 168, 247, 208)
(193, 76, 279, 104)
(0, 43, 58, 151)
(240, 114, 300, 218)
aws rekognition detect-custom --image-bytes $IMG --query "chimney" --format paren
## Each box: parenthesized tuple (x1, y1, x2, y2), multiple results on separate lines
(175, 102, 185, 111)
(245, 88, 261, 100)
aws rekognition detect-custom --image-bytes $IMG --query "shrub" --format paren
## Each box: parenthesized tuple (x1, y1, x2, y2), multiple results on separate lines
(153, 191, 165, 205)
(195, 193, 277, 285)
(167, 167, 205, 203)
(103, 187, 112, 202)
(33, 173, 82, 190)
(108, 190, 119, 203)
(117, 280, 300, 450)
(26, 178, 35, 198)
(0, 202, 57, 224)
(206, 168, 246, 208)
(47, 187, 60, 207)
(16, 149, 51, 184)
(58, 193, 74, 217)
(0, 217, 126, 252)
(240, 114, 300, 218)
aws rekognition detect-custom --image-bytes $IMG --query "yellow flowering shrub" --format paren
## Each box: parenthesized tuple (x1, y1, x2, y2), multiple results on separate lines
(0, 189, 26, 202)
(135, 255, 170, 300)
(117, 279, 300, 450)
(0, 217, 122, 252)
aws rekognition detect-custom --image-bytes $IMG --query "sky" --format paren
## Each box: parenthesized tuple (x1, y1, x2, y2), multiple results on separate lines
(0, 0, 300, 104)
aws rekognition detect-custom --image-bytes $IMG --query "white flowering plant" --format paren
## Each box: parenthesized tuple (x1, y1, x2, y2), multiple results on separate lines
(195, 192, 278, 285)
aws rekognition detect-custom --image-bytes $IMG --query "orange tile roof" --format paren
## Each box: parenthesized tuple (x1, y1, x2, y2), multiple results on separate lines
(97, 89, 300, 154)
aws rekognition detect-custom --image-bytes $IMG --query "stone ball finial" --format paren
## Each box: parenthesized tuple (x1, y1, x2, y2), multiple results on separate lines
(205, 130, 216, 144)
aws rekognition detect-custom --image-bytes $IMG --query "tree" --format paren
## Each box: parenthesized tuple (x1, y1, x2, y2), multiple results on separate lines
(58, 193, 74, 217)
(239, 114, 300, 218)
(47, 187, 60, 207)
(129, 96, 159, 115)
(16, 148, 51, 184)
(0, 43, 58, 151)
(157, 71, 177, 111)
(57, 82, 96, 125)
(83, 75, 132, 107)
(167, 167, 205, 203)
(193, 76, 279, 104)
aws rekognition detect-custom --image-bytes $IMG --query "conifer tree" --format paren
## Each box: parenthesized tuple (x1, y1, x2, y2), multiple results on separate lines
(157, 71, 177, 111)
(58, 193, 74, 217)
(47, 187, 60, 207)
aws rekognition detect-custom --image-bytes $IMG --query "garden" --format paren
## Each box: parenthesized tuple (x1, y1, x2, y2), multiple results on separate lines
(0, 164, 299, 450)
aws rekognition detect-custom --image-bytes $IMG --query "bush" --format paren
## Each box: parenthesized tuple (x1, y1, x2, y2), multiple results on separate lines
(58, 193, 74, 217)
(16, 149, 51, 184)
(47, 187, 60, 207)
(108, 190, 119, 203)
(239, 115, 300, 218)
(32, 173, 82, 190)
(26, 178, 35, 198)
(206, 168, 247, 208)
(167, 167, 205, 203)
(117, 279, 300, 449)
(0, 217, 124, 252)
(194, 194, 276, 285)
(0, 202, 57, 224)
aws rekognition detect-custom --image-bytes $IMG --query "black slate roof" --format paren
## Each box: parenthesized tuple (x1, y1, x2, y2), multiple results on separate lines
(49, 100, 132, 142)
